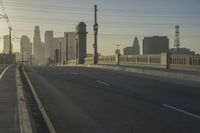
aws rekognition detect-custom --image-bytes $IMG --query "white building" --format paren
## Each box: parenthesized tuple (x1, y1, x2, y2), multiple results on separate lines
(3, 35, 12, 54)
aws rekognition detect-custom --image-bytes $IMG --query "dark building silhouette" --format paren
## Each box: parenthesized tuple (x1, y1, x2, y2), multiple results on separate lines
(44, 31, 54, 63)
(65, 32, 76, 61)
(169, 48, 195, 55)
(124, 37, 140, 55)
(75, 22, 87, 64)
(143, 36, 169, 54)
(20, 35, 32, 63)
(33, 26, 44, 65)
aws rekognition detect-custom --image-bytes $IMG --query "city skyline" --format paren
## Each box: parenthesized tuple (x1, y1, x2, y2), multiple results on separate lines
(0, 0, 200, 55)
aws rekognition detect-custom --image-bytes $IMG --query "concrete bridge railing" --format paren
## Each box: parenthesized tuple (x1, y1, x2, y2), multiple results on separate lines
(85, 53, 167, 68)
(84, 53, 200, 71)
(170, 54, 200, 71)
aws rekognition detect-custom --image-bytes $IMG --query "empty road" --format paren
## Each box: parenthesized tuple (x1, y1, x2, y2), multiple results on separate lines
(26, 66, 200, 133)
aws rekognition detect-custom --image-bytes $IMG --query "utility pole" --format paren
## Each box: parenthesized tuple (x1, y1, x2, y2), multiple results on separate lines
(22, 43, 23, 64)
(59, 42, 61, 64)
(93, 4, 98, 64)
(9, 26, 12, 54)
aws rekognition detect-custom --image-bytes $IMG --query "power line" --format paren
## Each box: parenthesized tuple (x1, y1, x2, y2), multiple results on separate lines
(4, 2, 200, 15)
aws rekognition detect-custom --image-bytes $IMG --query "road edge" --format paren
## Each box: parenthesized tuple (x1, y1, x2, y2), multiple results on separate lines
(16, 65, 33, 133)
(22, 66, 57, 133)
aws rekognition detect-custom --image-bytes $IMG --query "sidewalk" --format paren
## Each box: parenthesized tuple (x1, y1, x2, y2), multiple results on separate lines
(0, 65, 20, 133)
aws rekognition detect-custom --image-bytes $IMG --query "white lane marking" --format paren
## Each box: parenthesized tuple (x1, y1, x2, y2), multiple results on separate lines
(0, 65, 11, 80)
(71, 72, 79, 75)
(162, 104, 200, 119)
(96, 80, 110, 86)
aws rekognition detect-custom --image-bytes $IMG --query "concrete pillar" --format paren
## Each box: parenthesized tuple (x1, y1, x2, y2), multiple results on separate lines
(161, 53, 168, 68)
(75, 22, 88, 64)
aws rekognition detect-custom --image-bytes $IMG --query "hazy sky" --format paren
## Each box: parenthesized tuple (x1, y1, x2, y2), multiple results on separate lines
(0, 0, 200, 55)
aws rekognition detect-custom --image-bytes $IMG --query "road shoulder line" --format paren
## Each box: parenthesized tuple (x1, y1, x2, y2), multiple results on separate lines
(162, 104, 200, 119)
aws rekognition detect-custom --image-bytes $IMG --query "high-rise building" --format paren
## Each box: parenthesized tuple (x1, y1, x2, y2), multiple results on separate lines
(124, 37, 140, 55)
(52, 32, 76, 64)
(44, 31, 53, 63)
(33, 26, 41, 65)
(20, 35, 32, 63)
(65, 32, 76, 61)
(75, 22, 87, 64)
(3, 35, 12, 54)
(53, 37, 65, 64)
(143, 36, 169, 54)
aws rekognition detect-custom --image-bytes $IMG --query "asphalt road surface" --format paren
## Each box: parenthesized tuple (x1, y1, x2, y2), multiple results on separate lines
(27, 66, 200, 133)
(0, 65, 19, 133)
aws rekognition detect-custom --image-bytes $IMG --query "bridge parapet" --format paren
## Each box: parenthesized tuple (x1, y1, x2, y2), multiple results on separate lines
(85, 53, 166, 68)
(170, 54, 200, 71)
(84, 53, 200, 71)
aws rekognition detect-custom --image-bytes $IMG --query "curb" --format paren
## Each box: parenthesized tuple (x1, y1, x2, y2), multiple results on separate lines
(16, 65, 33, 133)
(22, 66, 57, 133)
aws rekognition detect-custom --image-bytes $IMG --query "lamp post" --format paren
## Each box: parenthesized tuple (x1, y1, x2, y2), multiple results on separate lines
(93, 4, 98, 64)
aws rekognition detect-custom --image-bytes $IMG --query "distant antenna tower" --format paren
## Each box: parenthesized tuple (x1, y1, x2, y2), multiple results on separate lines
(174, 25, 180, 53)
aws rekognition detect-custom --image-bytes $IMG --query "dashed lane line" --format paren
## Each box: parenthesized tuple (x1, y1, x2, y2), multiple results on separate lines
(162, 104, 200, 119)
(96, 80, 110, 86)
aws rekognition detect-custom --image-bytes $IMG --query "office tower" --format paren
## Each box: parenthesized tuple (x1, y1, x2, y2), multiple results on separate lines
(65, 32, 76, 62)
(3, 35, 12, 54)
(33, 26, 41, 64)
(20, 35, 31, 62)
(53, 37, 65, 64)
(143, 36, 169, 54)
(45, 31, 53, 63)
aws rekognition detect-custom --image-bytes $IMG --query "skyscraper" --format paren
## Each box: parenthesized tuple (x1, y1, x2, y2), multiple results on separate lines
(33, 26, 41, 65)
(65, 32, 76, 62)
(53, 37, 65, 64)
(3, 35, 12, 54)
(143, 36, 169, 54)
(45, 31, 53, 63)
(20, 35, 32, 63)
